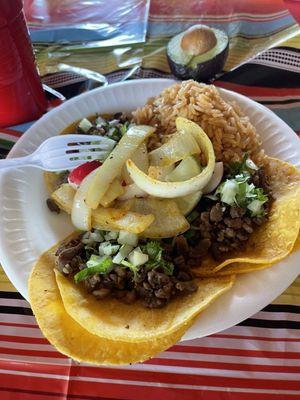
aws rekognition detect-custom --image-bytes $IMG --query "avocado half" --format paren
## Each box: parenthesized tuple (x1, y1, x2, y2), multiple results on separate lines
(167, 25, 229, 82)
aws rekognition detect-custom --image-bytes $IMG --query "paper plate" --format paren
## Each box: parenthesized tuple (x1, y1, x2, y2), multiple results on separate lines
(0, 79, 299, 340)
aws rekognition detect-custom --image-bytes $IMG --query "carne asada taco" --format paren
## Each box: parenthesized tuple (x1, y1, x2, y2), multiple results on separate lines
(29, 241, 234, 358)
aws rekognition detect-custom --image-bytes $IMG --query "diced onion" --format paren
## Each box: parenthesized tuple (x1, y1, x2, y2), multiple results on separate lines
(126, 118, 215, 198)
(85, 125, 154, 209)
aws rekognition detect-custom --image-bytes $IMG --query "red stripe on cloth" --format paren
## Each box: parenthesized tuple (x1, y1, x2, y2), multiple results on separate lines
(1, 387, 299, 400)
(67, 381, 300, 400)
(0, 334, 49, 345)
(0, 372, 300, 400)
(145, 358, 300, 373)
(214, 81, 300, 98)
(0, 389, 114, 400)
(0, 387, 115, 400)
(0, 322, 39, 329)
(0, 389, 65, 400)
(213, 334, 300, 342)
(0, 361, 70, 377)
(0, 346, 66, 359)
(169, 345, 300, 359)
(0, 374, 68, 398)
(0, 129, 23, 137)
(69, 367, 300, 390)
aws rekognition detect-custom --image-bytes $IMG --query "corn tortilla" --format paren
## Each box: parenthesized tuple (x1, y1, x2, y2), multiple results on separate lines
(29, 247, 199, 365)
(52, 255, 234, 343)
(194, 234, 300, 277)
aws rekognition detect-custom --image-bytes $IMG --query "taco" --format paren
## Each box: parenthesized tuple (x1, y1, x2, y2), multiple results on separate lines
(190, 157, 300, 276)
(29, 241, 234, 362)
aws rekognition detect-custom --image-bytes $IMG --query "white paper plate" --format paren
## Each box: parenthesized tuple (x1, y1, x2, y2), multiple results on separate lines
(0, 79, 299, 341)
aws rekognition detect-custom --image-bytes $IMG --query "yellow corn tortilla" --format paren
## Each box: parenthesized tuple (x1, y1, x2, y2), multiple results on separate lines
(192, 157, 300, 273)
(194, 233, 300, 277)
(51, 254, 234, 343)
(29, 247, 199, 365)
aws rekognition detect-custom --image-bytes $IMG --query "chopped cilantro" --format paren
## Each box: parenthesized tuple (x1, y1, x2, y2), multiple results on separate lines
(141, 241, 162, 260)
(141, 241, 174, 275)
(121, 260, 139, 281)
(74, 255, 113, 283)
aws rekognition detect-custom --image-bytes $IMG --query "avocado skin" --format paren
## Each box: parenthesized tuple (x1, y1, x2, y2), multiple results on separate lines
(167, 43, 229, 82)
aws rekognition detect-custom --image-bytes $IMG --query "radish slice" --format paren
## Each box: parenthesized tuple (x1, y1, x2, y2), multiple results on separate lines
(203, 162, 224, 194)
(68, 160, 102, 188)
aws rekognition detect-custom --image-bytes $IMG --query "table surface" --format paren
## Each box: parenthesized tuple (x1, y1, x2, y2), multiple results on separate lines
(0, 1, 300, 399)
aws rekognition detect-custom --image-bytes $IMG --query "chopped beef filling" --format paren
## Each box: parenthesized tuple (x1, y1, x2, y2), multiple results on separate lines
(55, 237, 85, 275)
(184, 166, 272, 262)
(55, 235, 197, 309)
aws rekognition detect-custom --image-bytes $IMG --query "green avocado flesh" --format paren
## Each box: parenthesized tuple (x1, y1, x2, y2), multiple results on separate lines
(168, 27, 229, 68)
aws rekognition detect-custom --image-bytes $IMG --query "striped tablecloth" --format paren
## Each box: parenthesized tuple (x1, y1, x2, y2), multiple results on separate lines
(0, 1, 300, 399)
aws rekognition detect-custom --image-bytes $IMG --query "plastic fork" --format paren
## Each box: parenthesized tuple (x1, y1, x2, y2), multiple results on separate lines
(0, 134, 116, 171)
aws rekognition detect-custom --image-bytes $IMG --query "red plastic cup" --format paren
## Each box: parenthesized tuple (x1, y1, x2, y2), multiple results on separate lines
(0, 0, 47, 128)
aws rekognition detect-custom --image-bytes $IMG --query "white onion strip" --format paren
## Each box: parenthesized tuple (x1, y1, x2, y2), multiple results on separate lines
(85, 125, 155, 209)
(203, 162, 224, 194)
(71, 169, 98, 230)
(126, 118, 215, 198)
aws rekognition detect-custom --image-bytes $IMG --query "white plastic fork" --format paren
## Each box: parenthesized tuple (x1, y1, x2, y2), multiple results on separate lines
(0, 134, 116, 171)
